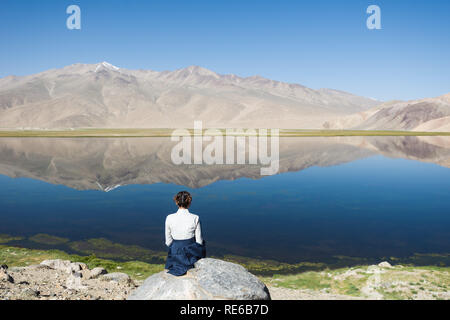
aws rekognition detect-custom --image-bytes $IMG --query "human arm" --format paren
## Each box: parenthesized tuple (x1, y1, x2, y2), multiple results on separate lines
(195, 217, 203, 245)
(165, 216, 173, 247)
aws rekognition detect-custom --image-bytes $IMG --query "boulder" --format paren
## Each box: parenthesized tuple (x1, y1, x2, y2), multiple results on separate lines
(101, 272, 132, 284)
(40, 259, 87, 273)
(20, 288, 40, 299)
(127, 258, 271, 300)
(66, 271, 87, 291)
(87, 267, 107, 280)
(378, 261, 393, 268)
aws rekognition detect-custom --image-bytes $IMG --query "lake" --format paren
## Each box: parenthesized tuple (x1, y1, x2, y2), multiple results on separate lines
(0, 136, 449, 268)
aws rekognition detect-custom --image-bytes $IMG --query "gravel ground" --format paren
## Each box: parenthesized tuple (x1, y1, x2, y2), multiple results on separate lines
(267, 286, 360, 300)
(0, 261, 136, 300)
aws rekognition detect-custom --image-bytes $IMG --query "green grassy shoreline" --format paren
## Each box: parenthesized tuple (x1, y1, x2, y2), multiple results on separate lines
(2, 232, 449, 299)
(3, 234, 449, 276)
(0, 128, 448, 137)
(1, 244, 449, 299)
(0, 245, 163, 281)
(2, 234, 449, 274)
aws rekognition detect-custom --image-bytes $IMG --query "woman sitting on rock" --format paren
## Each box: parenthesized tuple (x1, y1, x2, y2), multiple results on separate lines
(165, 191, 206, 276)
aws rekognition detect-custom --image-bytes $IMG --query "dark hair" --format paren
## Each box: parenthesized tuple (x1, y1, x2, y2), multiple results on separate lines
(173, 191, 192, 208)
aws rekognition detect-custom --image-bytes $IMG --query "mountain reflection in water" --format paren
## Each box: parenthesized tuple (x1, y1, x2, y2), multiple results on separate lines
(0, 136, 449, 264)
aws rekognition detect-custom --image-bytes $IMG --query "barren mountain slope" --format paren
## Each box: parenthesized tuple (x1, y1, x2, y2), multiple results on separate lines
(324, 94, 450, 131)
(0, 62, 380, 129)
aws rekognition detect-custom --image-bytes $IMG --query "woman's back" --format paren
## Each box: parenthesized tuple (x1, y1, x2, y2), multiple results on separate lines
(164, 191, 206, 276)
(165, 208, 203, 246)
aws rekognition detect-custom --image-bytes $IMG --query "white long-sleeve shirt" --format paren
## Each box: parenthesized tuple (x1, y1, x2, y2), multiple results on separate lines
(165, 208, 203, 247)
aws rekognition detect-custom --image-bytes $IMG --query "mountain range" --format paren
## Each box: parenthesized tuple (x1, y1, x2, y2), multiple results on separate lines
(0, 62, 448, 131)
(0, 62, 381, 129)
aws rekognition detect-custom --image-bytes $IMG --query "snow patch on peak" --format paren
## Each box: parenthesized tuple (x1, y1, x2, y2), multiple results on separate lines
(96, 181, 122, 192)
(95, 62, 120, 73)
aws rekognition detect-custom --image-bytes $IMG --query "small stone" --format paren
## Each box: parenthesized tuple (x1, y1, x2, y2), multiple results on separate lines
(1, 265, 14, 283)
(378, 261, 393, 268)
(367, 265, 381, 273)
(87, 267, 107, 280)
(66, 271, 87, 291)
(40, 259, 88, 273)
(1, 272, 14, 284)
(27, 264, 51, 270)
(8, 266, 26, 272)
(73, 262, 88, 271)
(101, 272, 132, 284)
(21, 288, 39, 299)
(41, 259, 71, 271)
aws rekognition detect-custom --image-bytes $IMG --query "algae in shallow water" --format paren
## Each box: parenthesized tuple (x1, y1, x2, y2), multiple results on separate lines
(0, 234, 23, 244)
(29, 233, 69, 245)
(69, 238, 167, 263)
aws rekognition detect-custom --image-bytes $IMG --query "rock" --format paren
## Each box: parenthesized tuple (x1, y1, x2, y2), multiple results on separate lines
(367, 265, 383, 274)
(378, 261, 393, 268)
(21, 288, 39, 299)
(40, 259, 87, 273)
(1, 270, 14, 283)
(127, 258, 271, 300)
(26, 264, 52, 271)
(73, 262, 88, 271)
(41, 259, 72, 272)
(87, 267, 107, 280)
(101, 273, 132, 284)
(8, 266, 28, 272)
(66, 271, 87, 291)
(1, 265, 14, 283)
(333, 269, 360, 281)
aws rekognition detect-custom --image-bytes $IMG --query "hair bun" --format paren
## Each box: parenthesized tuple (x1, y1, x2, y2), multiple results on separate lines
(174, 191, 192, 208)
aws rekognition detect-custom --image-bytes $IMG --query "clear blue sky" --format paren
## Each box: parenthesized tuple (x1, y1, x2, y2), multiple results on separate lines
(0, 0, 449, 101)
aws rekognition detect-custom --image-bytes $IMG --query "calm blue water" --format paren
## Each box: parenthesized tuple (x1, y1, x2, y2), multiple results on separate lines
(0, 136, 449, 264)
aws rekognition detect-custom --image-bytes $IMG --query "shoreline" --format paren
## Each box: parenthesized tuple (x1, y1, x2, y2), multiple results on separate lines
(0, 128, 449, 138)
(2, 233, 449, 277)
(1, 244, 449, 300)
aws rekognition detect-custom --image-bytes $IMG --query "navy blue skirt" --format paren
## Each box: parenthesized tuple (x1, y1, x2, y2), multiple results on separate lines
(165, 238, 206, 276)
